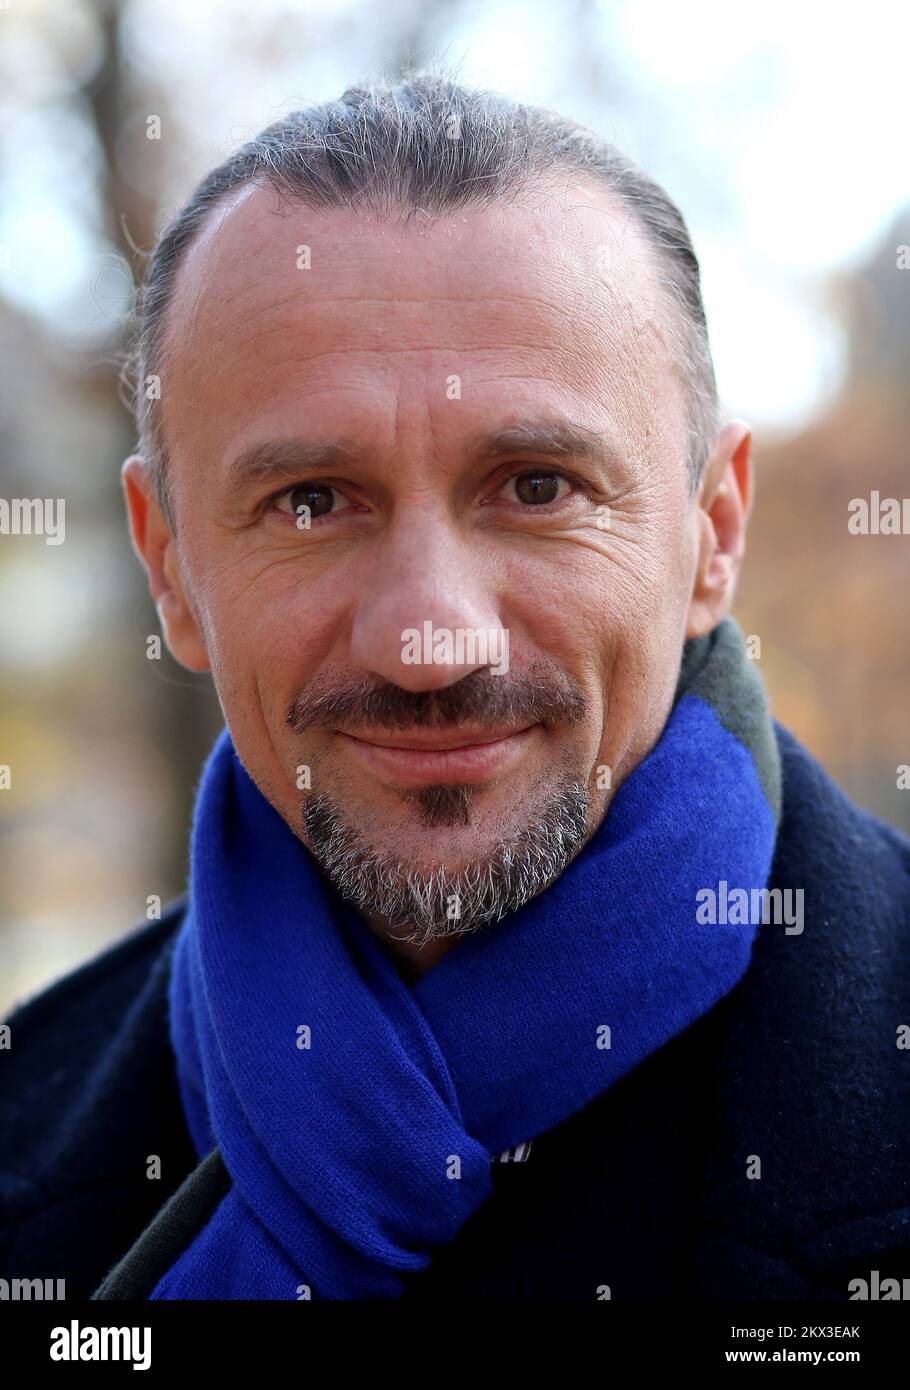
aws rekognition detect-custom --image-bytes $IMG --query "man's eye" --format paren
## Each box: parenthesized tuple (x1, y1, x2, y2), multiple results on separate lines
(274, 483, 351, 521)
(501, 471, 572, 506)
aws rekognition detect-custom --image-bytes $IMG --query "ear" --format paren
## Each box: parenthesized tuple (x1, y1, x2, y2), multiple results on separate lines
(686, 420, 753, 639)
(121, 455, 211, 672)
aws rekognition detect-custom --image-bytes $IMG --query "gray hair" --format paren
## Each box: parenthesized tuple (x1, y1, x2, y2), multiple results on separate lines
(126, 66, 719, 529)
(303, 778, 590, 945)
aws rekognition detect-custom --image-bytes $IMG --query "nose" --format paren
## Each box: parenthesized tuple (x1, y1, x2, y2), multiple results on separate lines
(349, 512, 507, 692)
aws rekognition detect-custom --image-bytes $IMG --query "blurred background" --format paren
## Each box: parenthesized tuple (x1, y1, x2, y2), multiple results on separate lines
(1, 0, 908, 1015)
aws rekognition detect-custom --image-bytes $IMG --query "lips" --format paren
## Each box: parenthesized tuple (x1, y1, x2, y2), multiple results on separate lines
(335, 724, 539, 785)
(344, 725, 532, 751)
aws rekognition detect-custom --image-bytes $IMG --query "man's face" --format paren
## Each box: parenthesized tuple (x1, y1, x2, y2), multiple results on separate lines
(128, 177, 717, 950)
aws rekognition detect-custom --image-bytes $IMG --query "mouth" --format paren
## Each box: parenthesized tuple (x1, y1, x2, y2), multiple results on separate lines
(335, 724, 540, 785)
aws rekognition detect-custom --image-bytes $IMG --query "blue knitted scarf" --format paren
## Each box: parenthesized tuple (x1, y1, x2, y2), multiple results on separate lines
(151, 618, 780, 1300)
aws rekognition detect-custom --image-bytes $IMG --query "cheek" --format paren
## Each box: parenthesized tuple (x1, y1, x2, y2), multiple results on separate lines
(604, 614, 685, 765)
(503, 526, 680, 691)
(205, 567, 359, 755)
(582, 559, 689, 758)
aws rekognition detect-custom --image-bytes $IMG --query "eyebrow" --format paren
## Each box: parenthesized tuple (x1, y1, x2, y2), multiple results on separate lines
(226, 438, 359, 489)
(225, 420, 625, 489)
(473, 422, 622, 467)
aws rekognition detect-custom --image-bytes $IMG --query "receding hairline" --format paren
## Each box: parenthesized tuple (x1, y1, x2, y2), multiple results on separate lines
(160, 168, 678, 342)
(153, 171, 690, 483)
(127, 71, 720, 527)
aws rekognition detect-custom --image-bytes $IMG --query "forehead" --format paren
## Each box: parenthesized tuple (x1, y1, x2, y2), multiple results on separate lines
(159, 176, 684, 470)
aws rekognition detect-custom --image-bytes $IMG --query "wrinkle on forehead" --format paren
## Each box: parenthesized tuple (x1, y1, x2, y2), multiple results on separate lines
(159, 175, 689, 481)
(164, 174, 675, 354)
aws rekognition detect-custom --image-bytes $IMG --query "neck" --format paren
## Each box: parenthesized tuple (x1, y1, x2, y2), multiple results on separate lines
(365, 914, 463, 982)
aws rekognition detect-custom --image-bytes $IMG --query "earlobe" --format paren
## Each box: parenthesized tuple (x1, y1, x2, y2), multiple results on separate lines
(120, 454, 211, 674)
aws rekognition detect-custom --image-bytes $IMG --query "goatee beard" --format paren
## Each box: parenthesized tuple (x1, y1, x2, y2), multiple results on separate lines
(302, 781, 590, 948)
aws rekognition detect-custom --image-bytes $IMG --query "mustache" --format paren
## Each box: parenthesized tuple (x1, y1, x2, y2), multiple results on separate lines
(287, 664, 587, 735)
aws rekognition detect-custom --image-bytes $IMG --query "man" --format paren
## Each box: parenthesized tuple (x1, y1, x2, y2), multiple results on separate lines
(2, 70, 909, 1302)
